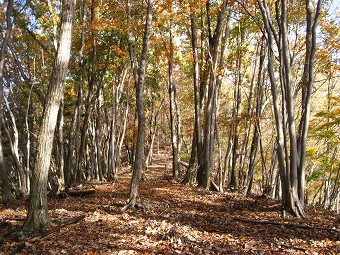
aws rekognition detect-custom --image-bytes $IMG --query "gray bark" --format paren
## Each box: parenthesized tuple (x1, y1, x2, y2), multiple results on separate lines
(56, 96, 65, 192)
(2, 96, 27, 195)
(183, 10, 201, 185)
(258, 0, 322, 217)
(23, 0, 75, 232)
(123, 0, 153, 210)
(297, 0, 323, 205)
(0, 0, 15, 205)
(108, 69, 127, 181)
(198, 0, 227, 189)
(167, 26, 181, 181)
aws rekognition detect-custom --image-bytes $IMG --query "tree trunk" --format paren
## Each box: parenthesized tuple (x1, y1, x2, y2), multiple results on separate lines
(23, 0, 75, 233)
(297, 0, 323, 205)
(146, 98, 164, 168)
(123, 0, 153, 210)
(0, 0, 15, 205)
(257, 0, 322, 217)
(183, 10, 201, 185)
(64, 79, 83, 186)
(65, 0, 86, 187)
(183, 131, 197, 185)
(244, 36, 266, 195)
(108, 69, 127, 181)
(116, 100, 129, 169)
(75, 0, 99, 183)
(167, 25, 181, 181)
(56, 95, 65, 193)
(2, 96, 27, 195)
(198, 0, 227, 189)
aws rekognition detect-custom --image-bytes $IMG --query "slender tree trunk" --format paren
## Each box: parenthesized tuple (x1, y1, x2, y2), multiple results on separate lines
(108, 69, 128, 181)
(56, 95, 65, 192)
(23, 0, 75, 232)
(24, 85, 33, 195)
(2, 96, 27, 195)
(258, 0, 289, 214)
(146, 99, 164, 168)
(76, 0, 99, 183)
(8, 43, 34, 194)
(123, 0, 153, 210)
(167, 26, 181, 181)
(257, 0, 322, 217)
(329, 163, 340, 210)
(95, 85, 104, 180)
(198, 0, 227, 189)
(183, 10, 201, 185)
(0, 0, 15, 205)
(183, 130, 197, 185)
(64, 0, 85, 186)
(116, 100, 129, 169)
(244, 37, 266, 195)
(65, 80, 83, 186)
(297, 0, 323, 205)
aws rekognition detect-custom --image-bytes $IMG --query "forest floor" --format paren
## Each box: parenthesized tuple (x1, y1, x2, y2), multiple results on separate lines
(1, 152, 340, 255)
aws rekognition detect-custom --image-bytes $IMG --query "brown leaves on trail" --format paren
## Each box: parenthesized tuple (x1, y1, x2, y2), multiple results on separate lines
(1, 154, 340, 254)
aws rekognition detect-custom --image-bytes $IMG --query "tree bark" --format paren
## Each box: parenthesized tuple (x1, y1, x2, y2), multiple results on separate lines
(257, 0, 322, 217)
(108, 69, 128, 181)
(123, 0, 153, 210)
(2, 96, 27, 195)
(0, 0, 15, 205)
(56, 95, 65, 192)
(167, 24, 181, 181)
(297, 0, 323, 205)
(244, 36, 266, 195)
(23, 0, 75, 233)
(198, 0, 227, 189)
(183, 9, 201, 185)
(75, 0, 98, 183)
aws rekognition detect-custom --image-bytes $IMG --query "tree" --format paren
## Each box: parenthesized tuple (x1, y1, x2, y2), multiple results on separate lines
(197, 0, 228, 189)
(0, 0, 15, 205)
(165, 15, 181, 181)
(183, 2, 204, 185)
(258, 0, 323, 217)
(123, 0, 153, 210)
(23, 0, 75, 232)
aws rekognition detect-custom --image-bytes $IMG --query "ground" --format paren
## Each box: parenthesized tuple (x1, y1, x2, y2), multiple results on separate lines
(1, 152, 340, 254)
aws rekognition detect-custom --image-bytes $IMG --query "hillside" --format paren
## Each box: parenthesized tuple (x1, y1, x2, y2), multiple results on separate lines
(1, 152, 339, 254)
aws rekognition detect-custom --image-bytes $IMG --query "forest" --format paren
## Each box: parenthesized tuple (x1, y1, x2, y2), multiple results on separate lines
(0, 0, 340, 254)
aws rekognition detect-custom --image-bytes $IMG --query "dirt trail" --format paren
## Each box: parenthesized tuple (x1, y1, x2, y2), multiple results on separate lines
(1, 151, 340, 254)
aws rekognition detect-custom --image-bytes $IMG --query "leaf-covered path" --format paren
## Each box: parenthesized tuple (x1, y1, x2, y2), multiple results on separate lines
(1, 152, 340, 254)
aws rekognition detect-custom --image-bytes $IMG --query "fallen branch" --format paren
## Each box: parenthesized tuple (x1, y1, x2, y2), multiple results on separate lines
(67, 189, 95, 197)
(40, 215, 86, 238)
(209, 180, 219, 192)
(179, 161, 189, 169)
(233, 217, 340, 233)
(11, 215, 86, 254)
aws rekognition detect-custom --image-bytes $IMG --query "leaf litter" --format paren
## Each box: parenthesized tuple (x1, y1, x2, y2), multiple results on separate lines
(1, 153, 340, 254)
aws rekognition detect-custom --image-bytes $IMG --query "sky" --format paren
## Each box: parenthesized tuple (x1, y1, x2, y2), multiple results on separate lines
(331, 0, 340, 14)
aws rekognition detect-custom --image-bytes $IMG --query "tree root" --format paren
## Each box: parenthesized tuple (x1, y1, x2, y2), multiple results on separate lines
(121, 195, 150, 212)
